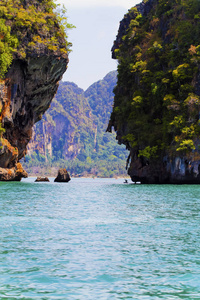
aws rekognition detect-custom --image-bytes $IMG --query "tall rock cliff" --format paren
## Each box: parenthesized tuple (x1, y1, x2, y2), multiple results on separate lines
(24, 71, 128, 178)
(108, 0, 200, 183)
(0, 0, 69, 180)
(27, 81, 96, 161)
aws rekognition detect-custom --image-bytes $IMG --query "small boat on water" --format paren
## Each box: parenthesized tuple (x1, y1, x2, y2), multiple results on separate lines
(123, 179, 141, 184)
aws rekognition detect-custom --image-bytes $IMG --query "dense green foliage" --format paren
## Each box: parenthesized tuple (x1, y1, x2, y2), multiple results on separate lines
(110, 0, 200, 160)
(85, 72, 118, 125)
(0, 0, 73, 78)
(22, 72, 128, 177)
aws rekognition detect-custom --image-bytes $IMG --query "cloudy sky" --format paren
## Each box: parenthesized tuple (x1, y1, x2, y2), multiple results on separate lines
(59, 0, 141, 90)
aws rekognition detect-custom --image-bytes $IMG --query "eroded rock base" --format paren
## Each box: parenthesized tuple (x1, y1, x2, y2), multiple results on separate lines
(128, 156, 200, 184)
(0, 163, 28, 181)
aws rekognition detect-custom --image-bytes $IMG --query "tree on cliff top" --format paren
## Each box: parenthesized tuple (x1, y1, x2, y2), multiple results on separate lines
(0, 0, 74, 78)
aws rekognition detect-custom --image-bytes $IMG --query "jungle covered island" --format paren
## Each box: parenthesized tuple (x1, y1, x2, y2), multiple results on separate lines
(0, 0, 71, 180)
(108, 0, 200, 183)
(22, 72, 128, 178)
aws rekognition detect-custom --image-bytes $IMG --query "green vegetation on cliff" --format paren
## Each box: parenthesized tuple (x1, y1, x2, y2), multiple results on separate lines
(0, 0, 73, 78)
(109, 0, 200, 161)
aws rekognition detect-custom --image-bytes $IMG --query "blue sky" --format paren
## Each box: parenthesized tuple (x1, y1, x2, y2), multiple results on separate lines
(59, 0, 141, 90)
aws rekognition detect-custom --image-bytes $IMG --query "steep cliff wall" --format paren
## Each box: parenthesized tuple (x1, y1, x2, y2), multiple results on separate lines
(108, 0, 200, 183)
(26, 72, 121, 162)
(27, 81, 95, 161)
(0, 0, 69, 180)
(24, 72, 128, 178)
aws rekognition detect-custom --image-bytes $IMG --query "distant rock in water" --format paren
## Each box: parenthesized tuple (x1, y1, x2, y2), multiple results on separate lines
(108, 0, 200, 184)
(0, 0, 69, 181)
(54, 169, 71, 182)
(35, 177, 50, 182)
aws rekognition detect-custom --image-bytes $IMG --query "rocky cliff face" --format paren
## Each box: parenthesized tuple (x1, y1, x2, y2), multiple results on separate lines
(26, 71, 121, 162)
(27, 81, 95, 161)
(108, 0, 200, 183)
(24, 71, 128, 178)
(0, 0, 69, 180)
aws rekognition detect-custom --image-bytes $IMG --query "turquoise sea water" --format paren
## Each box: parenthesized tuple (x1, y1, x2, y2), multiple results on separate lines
(0, 178, 200, 299)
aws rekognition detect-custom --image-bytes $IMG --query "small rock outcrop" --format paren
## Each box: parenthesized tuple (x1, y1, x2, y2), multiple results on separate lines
(54, 169, 71, 182)
(0, 0, 69, 180)
(35, 177, 50, 182)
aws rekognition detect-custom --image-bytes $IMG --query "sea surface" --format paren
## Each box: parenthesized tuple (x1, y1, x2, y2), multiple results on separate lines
(0, 178, 200, 299)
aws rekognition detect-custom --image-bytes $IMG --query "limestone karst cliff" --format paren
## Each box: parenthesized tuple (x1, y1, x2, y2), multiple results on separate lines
(24, 72, 128, 178)
(108, 0, 200, 183)
(0, 0, 69, 180)
(27, 81, 96, 162)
